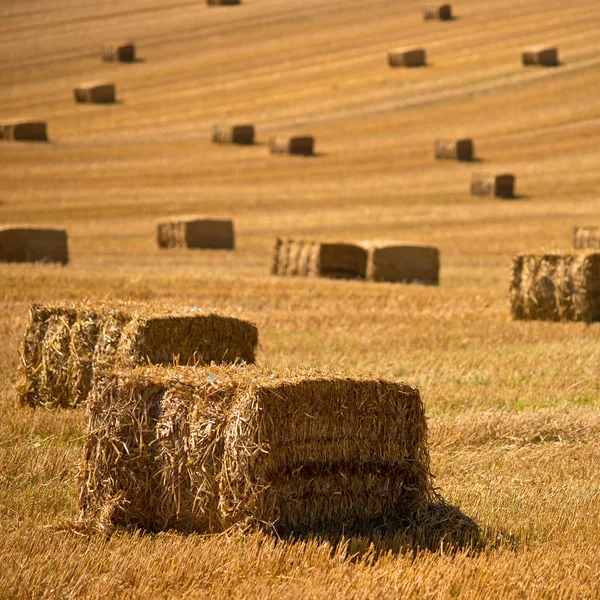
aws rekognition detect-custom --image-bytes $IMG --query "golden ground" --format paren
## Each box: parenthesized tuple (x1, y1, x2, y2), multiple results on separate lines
(1, 0, 600, 597)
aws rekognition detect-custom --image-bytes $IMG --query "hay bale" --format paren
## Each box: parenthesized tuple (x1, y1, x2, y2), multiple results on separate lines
(74, 82, 116, 104)
(102, 42, 136, 62)
(269, 136, 314, 156)
(573, 227, 600, 250)
(0, 120, 48, 142)
(363, 242, 440, 285)
(435, 139, 473, 161)
(522, 47, 559, 67)
(423, 4, 452, 20)
(510, 252, 600, 321)
(212, 124, 255, 145)
(0, 227, 68, 264)
(156, 217, 235, 250)
(18, 302, 258, 409)
(206, 0, 241, 5)
(388, 48, 426, 67)
(79, 364, 431, 535)
(271, 239, 367, 280)
(471, 173, 515, 198)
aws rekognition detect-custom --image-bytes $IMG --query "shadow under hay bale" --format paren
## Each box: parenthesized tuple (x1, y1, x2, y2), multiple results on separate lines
(510, 252, 600, 321)
(157, 217, 235, 250)
(0, 227, 67, 264)
(271, 238, 368, 280)
(18, 303, 258, 409)
(269, 136, 314, 156)
(0, 120, 48, 142)
(102, 42, 136, 62)
(573, 227, 600, 250)
(471, 173, 515, 199)
(522, 47, 559, 67)
(435, 138, 473, 161)
(423, 4, 452, 21)
(363, 242, 440, 285)
(74, 82, 116, 104)
(212, 124, 255, 145)
(388, 48, 426, 67)
(79, 365, 432, 536)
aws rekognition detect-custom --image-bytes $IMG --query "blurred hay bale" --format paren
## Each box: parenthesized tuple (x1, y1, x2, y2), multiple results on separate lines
(79, 364, 431, 535)
(471, 173, 515, 198)
(510, 252, 600, 321)
(388, 48, 426, 67)
(271, 238, 367, 280)
(522, 47, 559, 67)
(74, 82, 116, 103)
(0, 227, 68, 264)
(269, 136, 314, 156)
(157, 217, 234, 250)
(206, 0, 241, 5)
(0, 120, 48, 142)
(573, 227, 600, 250)
(423, 4, 452, 20)
(18, 302, 258, 408)
(435, 138, 473, 161)
(212, 124, 255, 145)
(102, 42, 136, 62)
(363, 242, 440, 285)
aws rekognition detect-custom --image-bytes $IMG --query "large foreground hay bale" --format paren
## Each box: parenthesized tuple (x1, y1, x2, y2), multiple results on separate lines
(74, 82, 116, 103)
(573, 227, 600, 250)
(364, 242, 440, 285)
(471, 173, 515, 198)
(271, 238, 368, 280)
(0, 227, 67, 264)
(102, 42, 136, 62)
(435, 138, 473, 161)
(80, 364, 431, 535)
(510, 252, 600, 321)
(18, 303, 258, 408)
(423, 4, 452, 20)
(212, 124, 255, 145)
(0, 120, 48, 142)
(522, 47, 559, 67)
(388, 48, 426, 67)
(157, 217, 235, 250)
(269, 136, 314, 156)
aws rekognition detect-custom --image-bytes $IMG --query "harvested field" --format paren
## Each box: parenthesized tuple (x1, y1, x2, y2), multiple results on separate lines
(510, 252, 600, 321)
(157, 217, 235, 249)
(522, 47, 559, 67)
(471, 173, 515, 198)
(423, 5, 452, 21)
(364, 242, 440, 285)
(435, 138, 473, 161)
(102, 42, 136, 62)
(212, 124, 255, 145)
(0, 227, 67, 264)
(269, 136, 314, 156)
(74, 82, 116, 103)
(18, 302, 258, 408)
(573, 227, 600, 249)
(388, 48, 426, 67)
(0, 120, 47, 142)
(80, 364, 431, 535)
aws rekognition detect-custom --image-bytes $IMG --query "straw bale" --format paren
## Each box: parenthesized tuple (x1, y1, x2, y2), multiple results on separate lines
(434, 138, 473, 161)
(74, 82, 116, 103)
(102, 42, 136, 62)
(18, 302, 258, 408)
(522, 47, 559, 67)
(573, 227, 600, 250)
(364, 242, 440, 285)
(269, 136, 314, 156)
(79, 364, 431, 535)
(0, 120, 48, 142)
(212, 124, 255, 145)
(423, 5, 452, 20)
(0, 227, 68, 264)
(471, 173, 515, 198)
(510, 252, 600, 321)
(206, 0, 241, 5)
(157, 217, 235, 250)
(388, 48, 426, 67)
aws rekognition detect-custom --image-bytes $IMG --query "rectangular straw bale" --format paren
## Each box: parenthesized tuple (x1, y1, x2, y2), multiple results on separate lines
(74, 82, 116, 103)
(573, 227, 600, 250)
(206, 0, 241, 5)
(364, 242, 440, 285)
(423, 5, 452, 20)
(157, 217, 235, 250)
(388, 48, 426, 67)
(102, 42, 136, 62)
(522, 47, 559, 67)
(471, 173, 515, 198)
(80, 364, 431, 535)
(0, 227, 68, 264)
(269, 136, 314, 156)
(435, 139, 473, 161)
(510, 252, 600, 321)
(18, 302, 258, 408)
(0, 120, 48, 142)
(212, 124, 255, 145)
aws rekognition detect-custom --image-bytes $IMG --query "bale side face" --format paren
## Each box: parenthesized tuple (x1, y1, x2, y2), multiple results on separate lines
(102, 43, 135, 62)
(317, 243, 368, 279)
(424, 5, 452, 20)
(388, 48, 426, 67)
(523, 47, 558, 66)
(207, 0, 241, 5)
(74, 84, 116, 103)
(185, 219, 235, 249)
(0, 228, 68, 264)
(1, 121, 48, 142)
(573, 227, 600, 250)
(269, 136, 314, 155)
(471, 174, 515, 198)
(212, 124, 255, 145)
(368, 245, 440, 285)
(435, 139, 473, 161)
